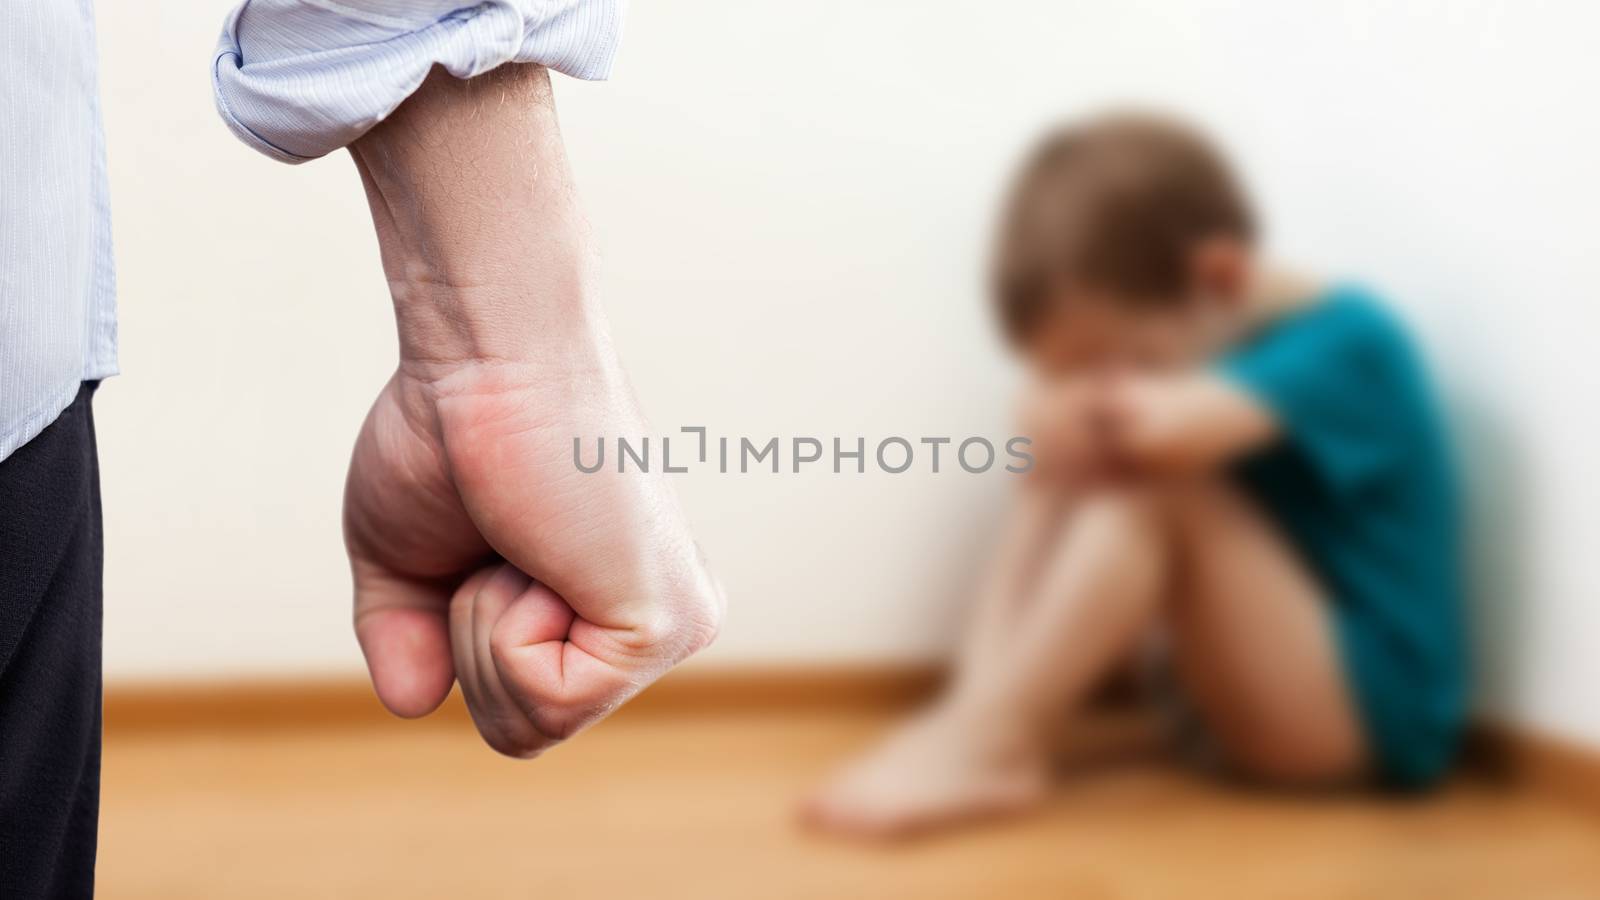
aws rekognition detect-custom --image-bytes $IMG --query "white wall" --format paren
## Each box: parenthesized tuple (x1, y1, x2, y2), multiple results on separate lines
(97, 2, 1600, 747)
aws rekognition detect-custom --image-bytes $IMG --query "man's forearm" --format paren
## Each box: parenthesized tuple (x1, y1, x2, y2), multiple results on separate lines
(349, 64, 601, 369)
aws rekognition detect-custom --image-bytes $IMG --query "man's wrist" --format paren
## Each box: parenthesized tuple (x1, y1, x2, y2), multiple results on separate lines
(382, 277, 604, 369)
(350, 63, 601, 366)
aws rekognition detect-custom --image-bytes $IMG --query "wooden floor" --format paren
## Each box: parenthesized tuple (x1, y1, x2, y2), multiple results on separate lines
(100, 702, 1600, 900)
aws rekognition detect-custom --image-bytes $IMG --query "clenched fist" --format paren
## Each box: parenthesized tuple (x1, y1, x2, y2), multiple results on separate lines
(346, 357, 721, 756)
(341, 64, 721, 755)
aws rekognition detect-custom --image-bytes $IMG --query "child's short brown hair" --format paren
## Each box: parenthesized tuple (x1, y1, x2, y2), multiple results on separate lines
(991, 113, 1256, 343)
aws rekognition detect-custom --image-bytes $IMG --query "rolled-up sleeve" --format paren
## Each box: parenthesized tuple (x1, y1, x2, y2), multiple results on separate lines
(212, 0, 625, 163)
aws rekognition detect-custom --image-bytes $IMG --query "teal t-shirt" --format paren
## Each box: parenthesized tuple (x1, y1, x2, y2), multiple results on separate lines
(1219, 285, 1468, 788)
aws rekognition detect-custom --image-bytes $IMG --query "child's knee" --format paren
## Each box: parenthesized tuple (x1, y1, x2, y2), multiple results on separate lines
(1069, 478, 1244, 555)
(1071, 484, 1169, 542)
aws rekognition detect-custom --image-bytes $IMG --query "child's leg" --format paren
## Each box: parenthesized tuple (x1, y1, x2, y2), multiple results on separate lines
(804, 480, 1364, 836)
(803, 486, 1170, 836)
(959, 480, 1364, 781)
(953, 482, 1076, 679)
(1161, 480, 1366, 781)
(946, 486, 1170, 723)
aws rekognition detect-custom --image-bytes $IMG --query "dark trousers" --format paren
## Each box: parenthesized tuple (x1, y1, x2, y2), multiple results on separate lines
(0, 382, 103, 899)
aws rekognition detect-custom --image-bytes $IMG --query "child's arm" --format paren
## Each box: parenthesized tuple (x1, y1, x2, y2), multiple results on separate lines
(1098, 372, 1278, 476)
(1017, 378, 1114, 481)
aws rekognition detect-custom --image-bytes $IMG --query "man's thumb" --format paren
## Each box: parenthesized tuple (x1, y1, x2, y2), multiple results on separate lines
(352, 565, 457, 718)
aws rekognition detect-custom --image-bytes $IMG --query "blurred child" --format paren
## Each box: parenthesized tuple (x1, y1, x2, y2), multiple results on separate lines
(804, 114, 1467, 837)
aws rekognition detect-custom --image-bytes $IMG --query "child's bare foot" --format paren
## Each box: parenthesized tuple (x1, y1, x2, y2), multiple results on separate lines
(800, 705, 1051, 839)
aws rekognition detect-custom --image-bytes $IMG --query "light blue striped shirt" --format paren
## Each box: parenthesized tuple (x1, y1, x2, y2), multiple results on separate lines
(0, 0, 117, 460)
(0, 0, 624, 461)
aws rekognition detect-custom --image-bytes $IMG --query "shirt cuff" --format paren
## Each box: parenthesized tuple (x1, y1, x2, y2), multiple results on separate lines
(212, 0, 625, 164)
